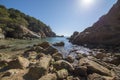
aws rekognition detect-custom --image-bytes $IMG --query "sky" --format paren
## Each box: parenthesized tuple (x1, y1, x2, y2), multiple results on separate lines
(0, 0, 117, 36)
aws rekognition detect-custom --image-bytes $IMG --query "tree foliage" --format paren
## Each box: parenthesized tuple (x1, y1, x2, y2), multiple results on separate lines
(0, 5, 55, 37)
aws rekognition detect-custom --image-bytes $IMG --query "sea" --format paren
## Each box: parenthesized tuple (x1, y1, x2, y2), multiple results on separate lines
(0, 37, 92, 57)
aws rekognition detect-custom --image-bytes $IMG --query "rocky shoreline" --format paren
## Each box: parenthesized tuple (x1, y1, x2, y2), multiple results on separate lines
(0, 42, 120, 80)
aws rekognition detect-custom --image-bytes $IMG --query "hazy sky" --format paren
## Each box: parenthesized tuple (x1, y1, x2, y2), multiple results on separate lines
(0, 0, 117, 36)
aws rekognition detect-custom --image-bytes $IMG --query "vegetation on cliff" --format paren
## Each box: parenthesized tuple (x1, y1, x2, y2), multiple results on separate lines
(0, 5, 56, 39)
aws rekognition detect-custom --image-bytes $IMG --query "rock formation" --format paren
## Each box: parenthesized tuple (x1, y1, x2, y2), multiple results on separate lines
(0, 42, 120, 80)
(70, 0, 120, 48)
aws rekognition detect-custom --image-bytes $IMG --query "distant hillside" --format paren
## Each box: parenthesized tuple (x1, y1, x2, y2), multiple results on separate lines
(70, 0, 120, 48)
(0, 5, 56, 39)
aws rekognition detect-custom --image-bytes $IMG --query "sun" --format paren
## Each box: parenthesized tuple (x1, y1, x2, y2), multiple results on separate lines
(82, 0, 95, 5)
(77, 0, 95, 9)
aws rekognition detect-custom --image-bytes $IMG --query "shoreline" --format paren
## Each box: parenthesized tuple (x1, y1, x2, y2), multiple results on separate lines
(0, 41, 120, 80)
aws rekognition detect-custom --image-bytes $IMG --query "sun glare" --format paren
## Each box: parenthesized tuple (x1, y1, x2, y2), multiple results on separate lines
(77, 0, 95, 9)
(82, 0, 94, 5)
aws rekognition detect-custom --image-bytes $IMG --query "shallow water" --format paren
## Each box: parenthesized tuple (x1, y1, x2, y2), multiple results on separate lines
(0, 37, 92, 56)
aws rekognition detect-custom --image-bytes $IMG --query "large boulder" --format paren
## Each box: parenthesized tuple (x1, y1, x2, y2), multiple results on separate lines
(53, 60, 74, 72)
(8, 56, 29, 69)
(65, 55, 74, 63)
(70, 0, 120, 48)
(0, 69, 28, 80)
(69, 31, 79, 42)
(37, 55, 52, 71)
(53, 42, 65, 46)
(52, 52, 63, 61)
(36, 42, 51, 48)
(30, 46, 44, 53)
(23, 51, 37, 59)
(29, 42, 58, 54)
(73, 66, 87, 76)
(44, 46, 58, 55)
(75, 53, 84, 60)
(25, 55, 52, 80)
(79, 58, 112, 76)
(108, 53, 120, 65)
(56, 69, 68, 79)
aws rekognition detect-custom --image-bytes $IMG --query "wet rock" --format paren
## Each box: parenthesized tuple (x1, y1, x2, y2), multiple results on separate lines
(94, 53, 107, 60)
(30, 46, 44, 53)
(8, 56, 29, 69)
(25, 66, 45, 80)
(0, 61, 8, 70)
(28, 42, 58, 55)
(36, 42, 51, 48)
(36, 53, 46, 59)
(53, 60, 74, 72)
(53, 42, 65, 46)
(56, 69, 68, 79)
(79, 58, 112, 76)
(110, 53, 120, 65)
(95, 53, 120, 66)
(65, 55, 74, 63)
(0, 45, 11, 49)
(44, 46, 58, 55)
(39, 73, 57, 80)
(75, 54, 84, 60)
(25, 55, 52, 80)
(52, 52, 63, 61)
(23, 51, 37, 59)
(73, 66, 87, 76)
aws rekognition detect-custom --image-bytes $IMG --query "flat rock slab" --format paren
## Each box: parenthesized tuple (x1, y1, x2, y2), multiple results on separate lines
(79, 58, 112, 76)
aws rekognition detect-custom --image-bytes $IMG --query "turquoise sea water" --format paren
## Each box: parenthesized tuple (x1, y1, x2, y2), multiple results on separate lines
(0, 37, 91, 56)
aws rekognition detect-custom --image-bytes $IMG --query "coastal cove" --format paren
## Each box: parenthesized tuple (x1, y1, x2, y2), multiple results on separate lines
(0, 0, 120, 79)
(0, 37, 91, 57)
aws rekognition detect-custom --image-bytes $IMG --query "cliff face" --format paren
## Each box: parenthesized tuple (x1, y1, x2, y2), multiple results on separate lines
(0, 5, 56, 39)
(70, 0, 120, 47)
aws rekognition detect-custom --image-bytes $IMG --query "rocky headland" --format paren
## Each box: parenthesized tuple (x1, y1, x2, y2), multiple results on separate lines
(0, 5, 56, 39)
(70, 0, 120, 49)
